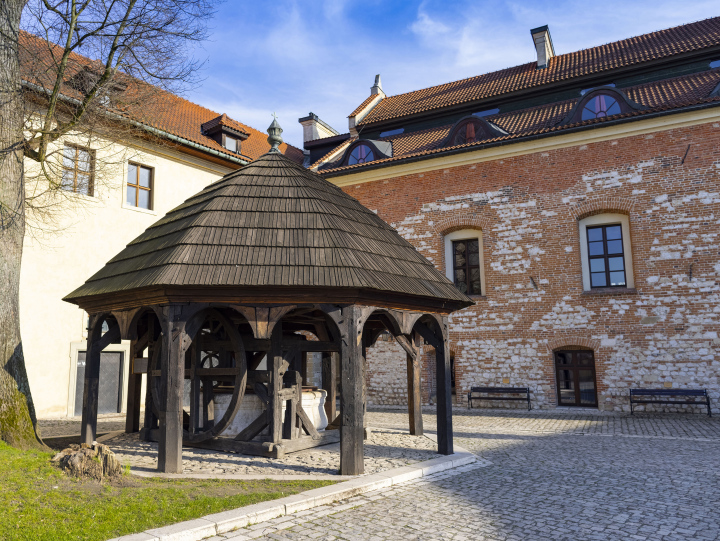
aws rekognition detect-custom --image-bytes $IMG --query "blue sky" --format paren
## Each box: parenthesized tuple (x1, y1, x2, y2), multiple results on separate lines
(185, 1, 720, 148)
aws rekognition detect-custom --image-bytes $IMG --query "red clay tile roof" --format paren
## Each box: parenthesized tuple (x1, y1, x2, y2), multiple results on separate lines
(318, 69, 720, 174)
(19, 31, 303, 164)
(349, 94, 379, 118)
(200, 113, 250, 137)
(310, 136, 357, 170)
(358, 17, 720, 126)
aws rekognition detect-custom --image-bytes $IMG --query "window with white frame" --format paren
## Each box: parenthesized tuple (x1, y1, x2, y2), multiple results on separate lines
(444, 229, 486, 296)
(578, 213, 634, 291)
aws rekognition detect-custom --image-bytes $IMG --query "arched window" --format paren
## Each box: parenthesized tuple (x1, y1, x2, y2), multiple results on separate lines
(560, 87, 643, 126)
(452, 119, 481, 146)
(581, 94, 621, 120)
(444, 116, 507, 148)
(339, 140, 392, 168)
(348, 144, 374, 165)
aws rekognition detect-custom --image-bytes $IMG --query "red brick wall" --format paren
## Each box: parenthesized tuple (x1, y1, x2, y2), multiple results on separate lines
(351, 121, 720, 411)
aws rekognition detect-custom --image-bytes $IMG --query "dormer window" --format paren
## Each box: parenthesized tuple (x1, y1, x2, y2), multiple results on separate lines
(444, 116, 508, 148)
(582, 94, 621, 120)
(349, 144, 374, 165)
(560, 87, 644, 126)
(223, 135, 238, 152)
(336, 140, 392, 168)
(201, 114, 249, 156)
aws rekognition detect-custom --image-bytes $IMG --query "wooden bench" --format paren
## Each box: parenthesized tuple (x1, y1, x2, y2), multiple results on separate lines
(467, 387, 531, 411)
(629, 388, 712, 416)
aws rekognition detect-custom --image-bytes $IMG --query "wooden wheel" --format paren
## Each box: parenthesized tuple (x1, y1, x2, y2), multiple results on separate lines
(148, 309, 247, 443)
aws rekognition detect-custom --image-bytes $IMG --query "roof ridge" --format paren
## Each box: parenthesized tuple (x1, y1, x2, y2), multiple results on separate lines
(379, 16, 720, 104)
(355, 16, 720, 126)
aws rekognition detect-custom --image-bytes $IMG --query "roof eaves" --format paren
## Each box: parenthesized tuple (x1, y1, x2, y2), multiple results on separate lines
(321, 99, 720, 177)
(22, 79, 251, 166)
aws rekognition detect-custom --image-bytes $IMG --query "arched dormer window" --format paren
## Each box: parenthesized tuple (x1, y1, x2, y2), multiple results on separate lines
(560, 87, 643, 126)
(341, 139, 392, 167)
(444, 116, 508, 148)
(348, 144, 374, 165)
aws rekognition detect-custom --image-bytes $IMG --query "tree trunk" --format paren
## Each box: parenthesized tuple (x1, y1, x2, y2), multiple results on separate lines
(0, 0, 43, 450)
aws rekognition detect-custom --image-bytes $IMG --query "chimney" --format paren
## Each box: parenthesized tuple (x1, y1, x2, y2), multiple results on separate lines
(530, 25, 555, 69)
(370, 74, 383, 96)
(298, 112, 339, 144)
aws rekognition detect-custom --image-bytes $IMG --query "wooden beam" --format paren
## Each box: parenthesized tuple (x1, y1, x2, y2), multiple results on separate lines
(81, 318, 121, 445)
(268, 321, 284, 444)
(413, 321, 442, 349)
(322, 352, 337, 422)
(234, 412, 268, 442)
(435, 320, 453, 455)
(340, 305, 365, 475)
(142, 318, 159, 440)
(125, 338, 143, 433)
(406, 332, 423, 436)
(157, 306, 186, 473)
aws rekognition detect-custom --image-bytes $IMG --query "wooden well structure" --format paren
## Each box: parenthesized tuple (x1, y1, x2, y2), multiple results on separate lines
(64, 122, 472, 475)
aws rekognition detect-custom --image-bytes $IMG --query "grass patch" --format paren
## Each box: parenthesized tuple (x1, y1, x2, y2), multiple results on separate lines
(0, 441, 334, 541)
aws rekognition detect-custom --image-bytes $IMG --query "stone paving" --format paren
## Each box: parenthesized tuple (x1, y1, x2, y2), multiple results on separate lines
(106, 428, 440, 476)
(207, 407, 720, 540)
(38, 415, 126, 438)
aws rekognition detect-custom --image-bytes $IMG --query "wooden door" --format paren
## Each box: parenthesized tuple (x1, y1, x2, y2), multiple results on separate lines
(554, 350, 597, 407)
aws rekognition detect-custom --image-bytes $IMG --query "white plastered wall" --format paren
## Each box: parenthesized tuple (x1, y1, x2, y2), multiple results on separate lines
(20, 135, 234, 418)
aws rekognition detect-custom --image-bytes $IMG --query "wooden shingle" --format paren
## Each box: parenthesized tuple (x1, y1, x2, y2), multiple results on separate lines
(65, 152, 472, 308)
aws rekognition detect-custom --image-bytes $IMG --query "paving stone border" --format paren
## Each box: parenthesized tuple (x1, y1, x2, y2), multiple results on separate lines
(109, 447, 476, 541)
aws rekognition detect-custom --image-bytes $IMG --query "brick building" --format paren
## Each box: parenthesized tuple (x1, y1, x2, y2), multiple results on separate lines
(299, 18, 720, 411)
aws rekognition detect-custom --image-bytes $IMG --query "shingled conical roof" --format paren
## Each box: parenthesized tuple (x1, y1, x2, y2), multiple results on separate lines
(65, 151, 472, 310)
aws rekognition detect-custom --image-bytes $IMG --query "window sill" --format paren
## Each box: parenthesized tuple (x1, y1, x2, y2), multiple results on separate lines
(582, 287, 637, 296)
(122, 203, 157, 216)
(468, 295, 487, 302)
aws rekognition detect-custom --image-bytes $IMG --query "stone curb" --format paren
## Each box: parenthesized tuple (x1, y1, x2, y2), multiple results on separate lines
(109, 448, 476, 541)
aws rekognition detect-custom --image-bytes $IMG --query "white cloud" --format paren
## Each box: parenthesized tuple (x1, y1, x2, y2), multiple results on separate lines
(183, 1, 720, 149)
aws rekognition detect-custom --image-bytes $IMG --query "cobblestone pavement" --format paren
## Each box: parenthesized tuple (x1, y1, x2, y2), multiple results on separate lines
(38, 415, 126, 438)
(106, 428, 439, 476)
(210, 408, 720, 540)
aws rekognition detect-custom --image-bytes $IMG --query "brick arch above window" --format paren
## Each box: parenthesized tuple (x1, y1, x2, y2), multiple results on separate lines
(569, 197, 635, 221)
(432, 215, 492, 237)
(546, 335, 601, 353)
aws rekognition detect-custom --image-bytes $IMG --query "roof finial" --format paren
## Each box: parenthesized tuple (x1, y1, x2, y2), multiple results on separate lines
(267, 112, 283, 152)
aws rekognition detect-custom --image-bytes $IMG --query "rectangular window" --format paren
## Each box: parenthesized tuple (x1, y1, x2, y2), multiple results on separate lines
(586, 224, 626, 288)
(223, 135, 237, 152)
(61, 145, 94, 195)
(126, 163, 153, 210)
(452, 238, 481, 295)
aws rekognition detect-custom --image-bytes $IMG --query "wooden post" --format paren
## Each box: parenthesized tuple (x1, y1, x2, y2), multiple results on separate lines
(157, 306, 186, 473)
(340, 306, 365, 475)
(435, 319, 453, 455)
(268, 321, 284, 443)
(124, 338, 142, 433)
(407, 332, 423, 436)
(322, 352, 337, 421)
(81, 316, 121, 444)
(80, 315, 101, 445)
(142, 318, 159, 440)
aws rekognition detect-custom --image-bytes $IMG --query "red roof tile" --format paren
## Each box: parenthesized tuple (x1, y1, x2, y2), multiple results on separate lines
(359, 17, 720, 126)
(349, 94, 379, 117)
(318, 69, 720, 174)
(19, 32, 302, 164)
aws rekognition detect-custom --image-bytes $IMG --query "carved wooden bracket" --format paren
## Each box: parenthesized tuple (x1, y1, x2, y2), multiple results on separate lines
(232, 305, 297, 339)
